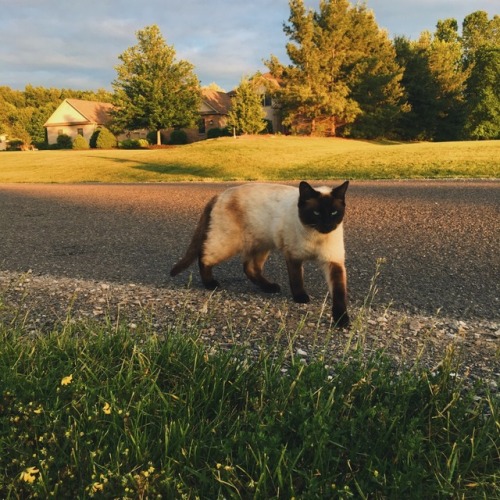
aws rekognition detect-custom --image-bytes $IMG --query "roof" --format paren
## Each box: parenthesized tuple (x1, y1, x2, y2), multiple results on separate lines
(66, 99, 114, 124)
(200, 89, 232, 115)
(44, 98, 114, 127)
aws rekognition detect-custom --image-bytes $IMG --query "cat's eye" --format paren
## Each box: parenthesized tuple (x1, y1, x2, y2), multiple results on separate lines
(313, 210, 320, 216)
(331, 211, 338, 216)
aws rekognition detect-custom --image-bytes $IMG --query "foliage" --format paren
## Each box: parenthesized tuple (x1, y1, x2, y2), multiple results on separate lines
(169, 129, 188, 145)
(462, 48, 500, 140)
(119, 138, 149, 149)
(0, 137, 498, 183)
(207, 127, 231, 139)
(267, 0, 405, 138)
(112, 25, 201, 145)
(0, 313, 498, 498)
(91, 127, 117, 149)
(227, 79, 266, 135)
(71, 134, 89, 150)
(6, 139, 25, 151)
(55, 134, 72, 149)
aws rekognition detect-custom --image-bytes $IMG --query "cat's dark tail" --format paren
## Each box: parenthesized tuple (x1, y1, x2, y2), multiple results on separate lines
(170, 195, 218, 277)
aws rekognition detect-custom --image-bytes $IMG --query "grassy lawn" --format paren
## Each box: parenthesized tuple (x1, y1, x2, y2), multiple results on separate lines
(0, 136, 499, 182)
(1, 315, 498, 498)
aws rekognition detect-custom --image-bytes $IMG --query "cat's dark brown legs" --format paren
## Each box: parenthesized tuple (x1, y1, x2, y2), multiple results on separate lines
(243, 252, 281, 293)
(198, 258, 219, 290)
(285, 257, 310, 303)
(327, 262, 349, 327)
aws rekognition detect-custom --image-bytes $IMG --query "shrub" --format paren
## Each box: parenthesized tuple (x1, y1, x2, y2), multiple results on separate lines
(169, 129, 188, 145)
(118, 139, 148, 149)
(72, 135, 89, 150)
(91, 127, 117, 149)
(207, 127, 231, 139)
(6, 139, 24, 151)
(56, 134, 72, 149)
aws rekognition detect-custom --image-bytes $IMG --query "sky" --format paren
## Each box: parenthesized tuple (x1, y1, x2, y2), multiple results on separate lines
(0, 0, 497, 93)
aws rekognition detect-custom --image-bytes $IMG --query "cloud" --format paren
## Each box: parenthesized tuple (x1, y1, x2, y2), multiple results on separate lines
(0, 0, 497, 91)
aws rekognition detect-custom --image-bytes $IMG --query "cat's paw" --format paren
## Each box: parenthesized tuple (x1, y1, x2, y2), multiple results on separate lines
(262, 283, 281, 293)
(293, 292, 310, 304)
(333, 311, 350, 329)
(203, 279, 220, 290)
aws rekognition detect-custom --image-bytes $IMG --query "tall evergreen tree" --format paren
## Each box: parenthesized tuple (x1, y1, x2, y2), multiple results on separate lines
(266, 0, 405, 138)
(112, 25, 201, 145)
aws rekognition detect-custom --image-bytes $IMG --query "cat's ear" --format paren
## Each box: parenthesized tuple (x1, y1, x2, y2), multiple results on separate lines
(299, 181, 319, 200)
(331, 181, 349, 201)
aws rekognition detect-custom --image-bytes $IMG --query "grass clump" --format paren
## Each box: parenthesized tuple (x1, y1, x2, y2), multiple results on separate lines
(0, 317, 498, 498)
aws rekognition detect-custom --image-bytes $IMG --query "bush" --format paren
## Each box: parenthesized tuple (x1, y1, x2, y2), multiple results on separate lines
(91, 127, 117, 149)
(207, 127, 231, 139)
(118, 138, 149, 149)
(6, 139, 24, 151)
(169, 129, 188, 145)
(56, 134, 73, 149)
(72, 135, 89, 150)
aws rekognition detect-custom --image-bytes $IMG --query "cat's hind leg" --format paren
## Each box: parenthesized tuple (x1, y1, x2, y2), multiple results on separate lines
(243, 251, 281, 293)
(198, 258, 219, 290)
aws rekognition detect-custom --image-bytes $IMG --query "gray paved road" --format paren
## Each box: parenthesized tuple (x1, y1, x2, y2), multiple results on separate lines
(0, 181, 498, 319)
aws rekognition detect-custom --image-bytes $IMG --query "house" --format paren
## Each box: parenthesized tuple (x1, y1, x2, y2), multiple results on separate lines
(44, 99, 116, 145)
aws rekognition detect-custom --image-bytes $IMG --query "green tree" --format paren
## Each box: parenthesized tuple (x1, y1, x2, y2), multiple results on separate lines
(395, 21, 469, 141)
(266, 0, 405, 138)
(227, 79, 266, 135)
(461, 12, 500, 139)
(463, 48, 500, 139)
(112, 25, 201, 145)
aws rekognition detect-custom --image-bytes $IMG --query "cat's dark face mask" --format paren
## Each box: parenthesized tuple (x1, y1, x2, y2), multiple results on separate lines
(298, 181, 349, 234)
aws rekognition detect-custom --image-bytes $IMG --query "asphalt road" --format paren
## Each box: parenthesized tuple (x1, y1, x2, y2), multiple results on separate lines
(0, 181, 498, 320)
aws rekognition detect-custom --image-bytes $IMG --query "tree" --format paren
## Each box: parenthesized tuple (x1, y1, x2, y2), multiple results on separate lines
(112, 25, 201, 145)
(461, 12, 500, 139)
(227, 79, 266, 135)
(463, 48, 500, 139)
(266, 0, 405, 137)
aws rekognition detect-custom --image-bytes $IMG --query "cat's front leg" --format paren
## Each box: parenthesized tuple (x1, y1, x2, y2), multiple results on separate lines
(285, 257, 310, 303)
(324, 262, 349, 327)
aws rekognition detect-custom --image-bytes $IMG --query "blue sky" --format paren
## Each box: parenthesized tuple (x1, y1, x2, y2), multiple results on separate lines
(0, 0, 497, 92)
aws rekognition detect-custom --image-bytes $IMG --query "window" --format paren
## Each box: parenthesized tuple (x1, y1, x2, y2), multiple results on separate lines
(77, 128, 84, 136)
(262, 93, 272, 107)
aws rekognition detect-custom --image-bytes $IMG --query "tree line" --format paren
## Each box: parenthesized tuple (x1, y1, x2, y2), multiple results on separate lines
(1, 1, 498, 148)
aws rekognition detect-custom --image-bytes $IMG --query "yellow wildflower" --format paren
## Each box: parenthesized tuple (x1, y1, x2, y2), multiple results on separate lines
(61, 374, 73, 386)
(20, 466, 39, 483)
(103, 402, 111, 414)
(92, 482, 104, 493)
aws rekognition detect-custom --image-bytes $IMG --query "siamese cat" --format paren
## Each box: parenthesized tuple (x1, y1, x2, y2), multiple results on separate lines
(170, 181, 350, 327)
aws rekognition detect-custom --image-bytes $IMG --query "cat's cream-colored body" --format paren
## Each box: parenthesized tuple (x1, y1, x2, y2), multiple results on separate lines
(170, 181, 350, 327)
(204, 183, 345, 268)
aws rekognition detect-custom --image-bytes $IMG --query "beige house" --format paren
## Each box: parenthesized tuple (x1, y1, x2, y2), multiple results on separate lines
(44, 99, 116, 145)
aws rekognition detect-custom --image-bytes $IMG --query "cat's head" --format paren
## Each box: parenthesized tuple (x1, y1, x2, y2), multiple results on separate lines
(298, 181, 349, 234)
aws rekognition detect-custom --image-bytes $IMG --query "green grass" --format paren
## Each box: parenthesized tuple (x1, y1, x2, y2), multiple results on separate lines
(1, 312, 498, 498)
(1, 136, 499, 182)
